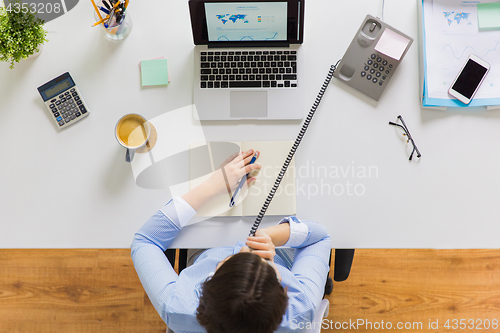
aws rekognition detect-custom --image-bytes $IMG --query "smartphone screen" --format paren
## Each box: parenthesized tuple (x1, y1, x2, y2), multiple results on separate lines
(451, 59, 488, 99)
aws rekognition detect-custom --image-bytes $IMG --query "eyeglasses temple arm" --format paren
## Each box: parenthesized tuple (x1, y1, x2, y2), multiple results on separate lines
(390, 121, 422, 159)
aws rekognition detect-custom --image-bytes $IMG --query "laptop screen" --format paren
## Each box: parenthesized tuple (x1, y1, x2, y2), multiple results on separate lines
(190, 0, 304, 46)
(204, 2, 288, 42)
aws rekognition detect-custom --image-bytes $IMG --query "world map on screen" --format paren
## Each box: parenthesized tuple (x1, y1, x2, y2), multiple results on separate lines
(216, 14, 249, 24)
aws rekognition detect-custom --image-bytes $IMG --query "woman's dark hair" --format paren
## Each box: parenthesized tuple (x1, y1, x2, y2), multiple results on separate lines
(196, 252, 288, 333)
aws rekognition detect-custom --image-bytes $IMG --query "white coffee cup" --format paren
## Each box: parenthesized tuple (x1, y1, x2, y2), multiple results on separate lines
(115, 113, 151, 162)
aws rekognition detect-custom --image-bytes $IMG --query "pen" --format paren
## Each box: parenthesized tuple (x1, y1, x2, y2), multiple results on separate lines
(99, 6, 110, 15)
(230, 151, 259, 207)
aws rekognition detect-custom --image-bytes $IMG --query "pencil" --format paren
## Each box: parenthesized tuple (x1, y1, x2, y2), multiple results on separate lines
(90, 0, 104, 22)
(92, 14, 109, 27)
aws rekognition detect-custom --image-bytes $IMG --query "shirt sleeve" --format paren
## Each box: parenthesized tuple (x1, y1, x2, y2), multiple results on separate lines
(279, 216, 309, 247)
(278, 217, 331, 327)
(291, 219, 331, 297)
(161, 196, 197, 229)
(130, 197, 196, 321)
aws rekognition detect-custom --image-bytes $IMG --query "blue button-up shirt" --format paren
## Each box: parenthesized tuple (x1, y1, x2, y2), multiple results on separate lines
(131, 197, 331, 333)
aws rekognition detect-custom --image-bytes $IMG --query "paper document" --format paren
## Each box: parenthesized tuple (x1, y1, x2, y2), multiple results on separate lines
(423, 0, 500, 106)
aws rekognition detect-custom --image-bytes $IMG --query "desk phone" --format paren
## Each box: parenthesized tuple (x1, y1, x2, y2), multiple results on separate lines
(37, 72, 90, 129)
(333, 15, 413, 101)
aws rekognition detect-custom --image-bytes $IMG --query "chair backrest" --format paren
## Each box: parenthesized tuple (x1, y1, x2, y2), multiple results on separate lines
(304, 299, 330, 333)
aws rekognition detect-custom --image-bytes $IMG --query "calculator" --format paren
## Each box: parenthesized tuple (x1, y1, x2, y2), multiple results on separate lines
(37, 72, 90, 129)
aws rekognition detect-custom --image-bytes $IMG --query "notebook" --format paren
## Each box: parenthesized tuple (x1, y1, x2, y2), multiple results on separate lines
(189, 0, 305, 120)
(189, 141, 296, 217)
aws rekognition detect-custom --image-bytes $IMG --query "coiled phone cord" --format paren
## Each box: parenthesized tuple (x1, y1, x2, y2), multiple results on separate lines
(249, 60, 341, 237)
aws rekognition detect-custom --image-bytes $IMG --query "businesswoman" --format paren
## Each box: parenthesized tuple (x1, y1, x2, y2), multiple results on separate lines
(131, 149, 331, 333)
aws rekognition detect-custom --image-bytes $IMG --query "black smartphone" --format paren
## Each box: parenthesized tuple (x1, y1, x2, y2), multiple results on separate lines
(448, 55, 490, 105)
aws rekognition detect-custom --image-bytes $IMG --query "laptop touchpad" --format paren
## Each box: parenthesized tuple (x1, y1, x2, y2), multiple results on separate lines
(230, 91, 268, 118)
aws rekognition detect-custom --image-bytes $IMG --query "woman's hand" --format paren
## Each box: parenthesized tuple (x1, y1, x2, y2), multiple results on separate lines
(205, 149, 261, 196)
(182, 149, 260, 212)
(245, 229, 276, 261)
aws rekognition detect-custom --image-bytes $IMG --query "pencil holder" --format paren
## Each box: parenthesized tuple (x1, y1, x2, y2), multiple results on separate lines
(93, 1, 133, 41)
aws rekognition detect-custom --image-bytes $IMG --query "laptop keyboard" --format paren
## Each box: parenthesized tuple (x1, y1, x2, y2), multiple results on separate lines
(199, 50, 297, 89)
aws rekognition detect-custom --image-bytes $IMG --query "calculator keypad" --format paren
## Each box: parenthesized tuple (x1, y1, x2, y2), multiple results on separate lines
(360, 54, 394, 86)
(47, 87, 88, 128)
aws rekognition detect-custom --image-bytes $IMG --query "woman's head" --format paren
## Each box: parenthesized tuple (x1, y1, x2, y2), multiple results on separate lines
(196, 252, 288, 333)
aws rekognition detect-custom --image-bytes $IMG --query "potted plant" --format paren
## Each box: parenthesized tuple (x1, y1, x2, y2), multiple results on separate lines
(0, 0, 48, 69)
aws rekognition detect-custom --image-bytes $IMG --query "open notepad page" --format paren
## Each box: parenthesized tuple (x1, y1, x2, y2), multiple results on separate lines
(189, 141, 296, 217)
(240, 141, 296, 216)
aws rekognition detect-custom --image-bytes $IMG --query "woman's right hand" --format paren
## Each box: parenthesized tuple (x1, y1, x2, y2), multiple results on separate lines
(205, 149, 261, 196)
(182, 149, 260, 212)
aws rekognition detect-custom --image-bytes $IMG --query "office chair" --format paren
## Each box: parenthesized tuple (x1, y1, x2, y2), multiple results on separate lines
(304, 298, 330, 333)
(164, 248, 355, 333)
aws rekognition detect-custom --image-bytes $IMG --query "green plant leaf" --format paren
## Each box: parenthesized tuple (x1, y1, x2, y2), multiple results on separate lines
(0, 0, 48, 69)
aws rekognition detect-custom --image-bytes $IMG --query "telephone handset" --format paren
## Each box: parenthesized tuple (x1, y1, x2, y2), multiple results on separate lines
(248, 61, 340, 237)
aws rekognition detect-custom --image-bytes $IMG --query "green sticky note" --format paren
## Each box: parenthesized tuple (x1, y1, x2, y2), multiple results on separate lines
(141, 59, 169, 86)
(477, 2, 500, 30)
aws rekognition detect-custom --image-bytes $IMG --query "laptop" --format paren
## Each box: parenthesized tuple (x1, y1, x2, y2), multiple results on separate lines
(189, 0, 305, 120)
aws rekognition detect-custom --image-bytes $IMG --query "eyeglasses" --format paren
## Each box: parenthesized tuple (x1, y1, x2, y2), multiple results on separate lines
(388, 115, 421, 161)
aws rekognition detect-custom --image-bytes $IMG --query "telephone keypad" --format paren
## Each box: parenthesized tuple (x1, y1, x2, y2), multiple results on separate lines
(362, 54, 394, 85)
